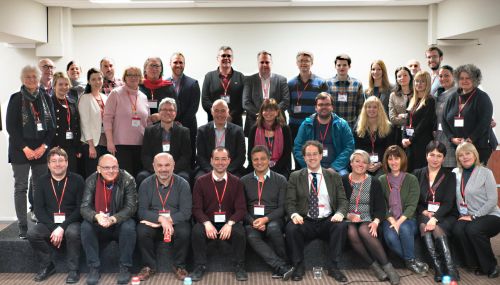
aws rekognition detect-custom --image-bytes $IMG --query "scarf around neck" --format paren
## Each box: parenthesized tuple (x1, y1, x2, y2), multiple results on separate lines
(21, 85, 55, 139)
(143, 77, 173, 90)
(255, 125, 284, 163)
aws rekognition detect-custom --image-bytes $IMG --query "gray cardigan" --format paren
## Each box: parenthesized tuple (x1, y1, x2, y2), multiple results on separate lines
(453, 166, 500, 218)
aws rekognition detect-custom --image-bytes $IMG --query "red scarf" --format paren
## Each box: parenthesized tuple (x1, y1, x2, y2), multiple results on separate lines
(255, 126, 284, 164)
(95, 175, 114, 213)
(143, 77, 173, 90)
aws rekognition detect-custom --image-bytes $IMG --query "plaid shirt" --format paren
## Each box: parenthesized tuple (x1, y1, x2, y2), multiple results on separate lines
(101, 78, 124, 97)
(326, 75, 364, 128)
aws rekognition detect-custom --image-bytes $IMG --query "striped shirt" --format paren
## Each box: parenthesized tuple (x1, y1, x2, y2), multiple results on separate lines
(287, 74, 328, 127)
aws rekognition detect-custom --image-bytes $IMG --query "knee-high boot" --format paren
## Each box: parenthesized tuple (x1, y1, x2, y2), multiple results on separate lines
(436, 236, 460, 281)
(423, 233, 443, 282)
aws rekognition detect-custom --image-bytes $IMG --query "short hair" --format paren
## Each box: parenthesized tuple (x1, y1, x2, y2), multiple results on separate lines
(296, 51, 314, 62)
(393, 66, 414, 94)
(426, 46, 443, 57)
(256, 98, 285, 129)
(52, 71, 72, 88)
(382, 145, 408, 173)
(350, 149, 370, 164)
(99, 57, 114, 67)
(335, 54, 351, 66)
(47, 147, 68, 162)
(455, 142, 481, 168)
(85, 67, 103, 93)
(257, 50, 272, 59)
(20, 65, 41, 83)
(170, 52, 185, 61)
(143, 57, 164, 78)
(98, 154, 118, 165)
(153, 152, 174, 164)
(66, 60, 80, 72)
(219, 46, 232, 53)
(251, 145, 271, 160)
(315, 92, 334, 105)
(211, 99, 229, 112)
(439, 65, 453, 74)
(158, 97, 177, 112)
(301, 140, 323, 157)
(211, 146, 230, 158)
(425, 140, 447, 157)
(122, 66, 143, 83)
(454, 64, 482, 88)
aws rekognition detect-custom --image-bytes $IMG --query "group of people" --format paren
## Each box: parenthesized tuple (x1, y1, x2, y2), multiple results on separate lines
(5, 45, 500, 285)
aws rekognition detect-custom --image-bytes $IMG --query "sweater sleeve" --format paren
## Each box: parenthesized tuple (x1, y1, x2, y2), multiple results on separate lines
(229, 180, 247, 223)
(266, 175, 287, 222)
(60, 174, 84, 230)
(402, 175, 420, 219)
(475, 168, 499, 217)
(170, 178, 192, 224)
(192, 178, 211, 223)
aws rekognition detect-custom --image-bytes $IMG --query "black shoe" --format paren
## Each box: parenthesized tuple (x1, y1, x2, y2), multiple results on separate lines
(291, 263, 304, 282)
(117, 265, 131, 284)
(271, 268, 282, 279)
(66, 270, 80, 284)
(190, 265, 206, 282)
(235, 264, 248, 281)
(19, 232, 27, 240)
(488, 266, 499, 278)
(86, 266, 100, 285)
(34, 263, 56, 282)
(329, 268, 348, 282)
(278, 265, 294, 281)
(405, 259, 423, 274)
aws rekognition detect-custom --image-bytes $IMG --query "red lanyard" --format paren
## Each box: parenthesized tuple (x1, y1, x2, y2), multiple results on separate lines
(102, 179, 113, 213)
(428, 171, 445, 202)
(50, 177, 68, 213)
(127, 90, 138, 114)
(457, 89, 476, 117)
(59, 97, 71, 131)
(212, 176, 228, 211)
(295, 81, 310, 105)
(369, 131, 376, 153)
(257, 177, 265, 205)
(30, 102, 40, 122)
(220, 78, 231, 96)
(349, 174, 367, 212)
(387, 174, 404, 192)
(156, 176, 174, 211)
(215, 129, 226, 147)
(318, 118, 331, 145)
(264, 136, 274, 154)
(150, 89, 155, 101)
(308, 173, 323, 196)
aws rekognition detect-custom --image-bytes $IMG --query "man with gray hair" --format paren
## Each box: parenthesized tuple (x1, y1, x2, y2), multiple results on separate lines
(38, 58, 55, 95)
(138, 97, 191, 185)
(99, 57, 124, 96)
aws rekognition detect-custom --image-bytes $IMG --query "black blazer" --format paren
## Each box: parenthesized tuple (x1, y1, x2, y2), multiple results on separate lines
(247, 124, 292, 178)
(413, 167, 458, 221)
(196, 121, 246, 174)
(201, 69, 245, 127)
(141, 122, 191, 174)
(341, 175, 387, 221)
(173, 74, 200, 133)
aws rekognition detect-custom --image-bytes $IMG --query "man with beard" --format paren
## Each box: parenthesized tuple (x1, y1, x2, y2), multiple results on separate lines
(293, 92, 354, 176)
(100, 57, 124, 96)
(425, 46, 444, 97)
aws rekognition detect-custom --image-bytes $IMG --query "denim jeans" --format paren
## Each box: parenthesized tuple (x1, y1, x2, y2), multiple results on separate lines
(382, 218, 417, 260)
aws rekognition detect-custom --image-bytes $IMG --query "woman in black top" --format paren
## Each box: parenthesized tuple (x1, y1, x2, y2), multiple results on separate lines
(413, 141, 458, 282)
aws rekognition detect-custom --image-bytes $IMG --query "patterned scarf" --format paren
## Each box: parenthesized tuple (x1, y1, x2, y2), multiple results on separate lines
(21, 85, 54, 139)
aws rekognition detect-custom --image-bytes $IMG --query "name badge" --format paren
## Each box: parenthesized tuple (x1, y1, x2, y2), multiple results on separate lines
(338, 93, 348, 102)
(322, 149, 328, 157)
(54, 212, 66, 224)
(253, 205, 265, 216)
(370, 154, 379, 163)
(147, 100, 157, 109)
(66, 131, 73, 140)
(37, 122, 44, 131)
(427, 201, 440, 212)
(214, 211, 226, 223)
(293, 105, 302, 113)
(459, 202, 468, 216)
(162, 143, 170, 152)
(438, 123, 443, 131)
(454, 117, 464, 127)
(405, 128, 414, 137)
(159, 210, 170, 218)
(221, 95, 230, 104)
(132, 116, 141, 127)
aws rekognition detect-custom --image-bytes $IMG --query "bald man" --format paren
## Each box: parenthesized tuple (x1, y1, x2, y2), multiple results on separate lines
(406, 59, 421, 77)
(80, 154, 137, 285)
(136, 153, 192, 281)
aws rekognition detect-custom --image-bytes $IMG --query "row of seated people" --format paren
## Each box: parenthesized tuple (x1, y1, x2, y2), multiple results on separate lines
(26, 140, 500, 285)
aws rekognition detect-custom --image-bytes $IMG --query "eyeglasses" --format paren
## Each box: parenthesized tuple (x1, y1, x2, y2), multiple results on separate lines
(160, 108, 176, 113)
(148, 64, 161, 69)
(42, 65, 55, 70)
(126, 74, 141, 78)
(49, 158, 67, 164)
(99, 165, 119, 172)
(219, 54, 232, 58)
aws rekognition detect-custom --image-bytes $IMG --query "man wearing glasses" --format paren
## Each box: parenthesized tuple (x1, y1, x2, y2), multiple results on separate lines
(80, 154, 137, 285)
(293, 92, 354, 176)
(202, 46, 246, 127)
(38, 58, 55, 95)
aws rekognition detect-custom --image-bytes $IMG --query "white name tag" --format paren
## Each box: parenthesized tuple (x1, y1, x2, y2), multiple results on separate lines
(459, 203, 468, 215)
(253, 205, 265, 216)
(454, 117, 464, 127)
(54, 213, 66, 224)
(293, 105, 302, 113)
(37, 122, 44, 131)
(370, 154, 379, 163)
(148, 100, 157, 109)
(159, 210, 170, 218)
(132, 117, 141, 127)
(427, 202, 440, 212)
(405, 128, 414, 137)
(338, 94, 348, 102)
(214, 212, 226, 223)
(323, 149, 328, 157)
(162, 143, 170, 152)
(66, 131, 73, 140)
(221, 95, 230, 104)
(438, 123, 443, 131)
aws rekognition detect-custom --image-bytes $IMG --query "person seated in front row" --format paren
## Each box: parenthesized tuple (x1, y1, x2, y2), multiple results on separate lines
(80, 154, 137, 285)
(190, 147, 248, 282)
(286, 140, 349, 282)
(241, 145, 294, 280)
(138, 97, 191, 186)
(195, 99, 245, 179)
(28, 147, 84, 284)
(293, 92, 354, 176)
(136, 153, 192, 282)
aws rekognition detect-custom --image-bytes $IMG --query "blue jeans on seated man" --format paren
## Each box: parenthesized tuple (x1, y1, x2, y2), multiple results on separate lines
(382, 218, 417, 260)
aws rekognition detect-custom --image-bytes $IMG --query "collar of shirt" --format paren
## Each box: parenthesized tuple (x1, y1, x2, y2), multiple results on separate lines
(259, 73, 272, 81)
(218, 68, 233, 79)
(333, 75, 351, 84)
(212, 171, 228, 182)
(307, 167, 323, 176)
(253, 168, 271, 180)
(213, 122, 227, 129)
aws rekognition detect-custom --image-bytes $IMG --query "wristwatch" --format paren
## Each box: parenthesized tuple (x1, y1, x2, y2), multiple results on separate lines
(227, 220, 235, 226)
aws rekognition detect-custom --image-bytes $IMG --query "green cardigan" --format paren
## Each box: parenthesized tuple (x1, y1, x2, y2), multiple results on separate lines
(378, 173, 420, 220)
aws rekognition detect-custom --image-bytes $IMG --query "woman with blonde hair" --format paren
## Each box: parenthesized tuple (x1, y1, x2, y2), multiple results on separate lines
(365, 60, 392, 114)
(354, 96, 392, 177)
(402, 71, 436, 171)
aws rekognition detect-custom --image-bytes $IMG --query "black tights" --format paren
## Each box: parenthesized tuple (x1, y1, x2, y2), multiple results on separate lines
(419, 223, 445, 238)
(348, 222, 389, 265)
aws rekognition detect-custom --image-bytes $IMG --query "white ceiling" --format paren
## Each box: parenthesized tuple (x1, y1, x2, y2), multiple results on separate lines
(34, 0, 444, 9)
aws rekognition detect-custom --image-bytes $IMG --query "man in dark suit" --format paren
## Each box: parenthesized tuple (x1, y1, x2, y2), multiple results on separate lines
(195, 99, 245, 179)
(168, 52, 200, 168)
(202, 46, 245, 127)
(285, 140, 349, 282)
(242, 51, 289, 136)
(138, 97, 191, 185)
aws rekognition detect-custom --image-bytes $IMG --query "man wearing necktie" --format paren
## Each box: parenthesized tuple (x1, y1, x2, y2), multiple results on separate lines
(285, 140, 349, 282)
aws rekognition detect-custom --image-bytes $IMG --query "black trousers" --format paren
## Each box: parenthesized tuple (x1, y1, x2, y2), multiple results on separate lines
(452, 215, 500, 274)
(245, 220, 288, 269)
(115, 145, 142, 178)
(286, 218, 347, 267)
(137, 221, 191, 270)
(27, 222, 81, 270)
(191, 222, 246, 266)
